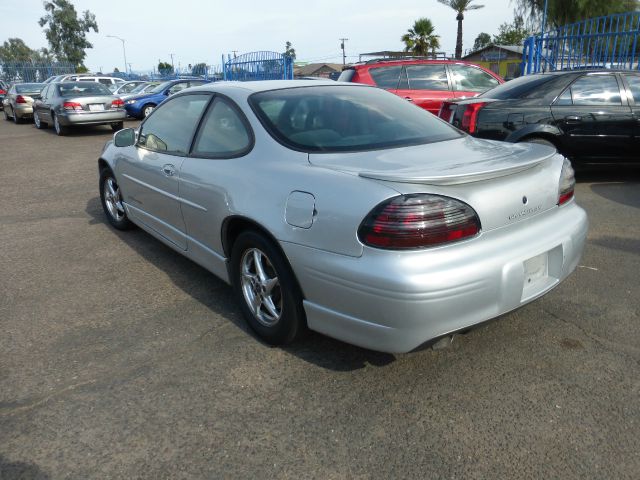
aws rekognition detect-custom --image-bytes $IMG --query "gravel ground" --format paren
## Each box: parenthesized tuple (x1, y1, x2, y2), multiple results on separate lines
(0, 117, 638, 479)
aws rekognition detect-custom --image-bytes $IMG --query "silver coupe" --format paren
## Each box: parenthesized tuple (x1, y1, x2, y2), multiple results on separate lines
(98, 80, 588, 353)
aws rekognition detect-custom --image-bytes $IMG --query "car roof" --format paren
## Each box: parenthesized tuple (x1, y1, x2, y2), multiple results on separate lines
(349, 58, 488, 69)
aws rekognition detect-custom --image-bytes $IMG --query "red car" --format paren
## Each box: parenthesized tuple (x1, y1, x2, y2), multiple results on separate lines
(337, 59, 504, 115)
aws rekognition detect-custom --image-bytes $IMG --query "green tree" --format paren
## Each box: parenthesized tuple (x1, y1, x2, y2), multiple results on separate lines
(514, 0, 639, 28)
(472, 32, 492, 51)
(438, 0, 484, 59)
(401, 18, 441, 56)
(0, 38, 51, 63)
(158, 61, 174, 76)
(191, 62, 207, 76)
(492, 15, 531, 45)
(38, 0, 98, 67)
(283, 41, 296, 60)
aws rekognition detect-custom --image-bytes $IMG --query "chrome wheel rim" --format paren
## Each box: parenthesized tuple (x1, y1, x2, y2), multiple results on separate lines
(54, 114, 60, 133)
(240, 248, 282, 327)
(143, 106, 153, 117)
(34, 111, 40, 128)
(103, 177, 125, 221)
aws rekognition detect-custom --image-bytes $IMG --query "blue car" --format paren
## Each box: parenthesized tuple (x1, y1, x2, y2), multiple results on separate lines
(124, 78, 210, 119)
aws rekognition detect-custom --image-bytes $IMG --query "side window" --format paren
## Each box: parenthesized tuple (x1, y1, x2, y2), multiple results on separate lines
(98, 78, 111, 85)
(369, 66, 402, 90)
(570, 75, 621, 106)
(554, 88, 572, 105)
(623, 74, 640, 103)
(450, 64, 499, 92)
(41, 85, 50, 100)
(168, 82, 188, 95)
(189, 81, 206, 87)
(138, 94, 210, 155)
(406, 65, 449, 91)
(192, 97, 251, 157)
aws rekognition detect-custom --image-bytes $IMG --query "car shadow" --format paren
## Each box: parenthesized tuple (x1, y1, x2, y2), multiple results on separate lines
(0, 454, 50, 480)
(36, 123, 117, 137)
(85, 196, 396, 371)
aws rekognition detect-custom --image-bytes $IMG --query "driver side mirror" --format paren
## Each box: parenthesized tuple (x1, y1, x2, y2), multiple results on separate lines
(114, 128, 136, 147)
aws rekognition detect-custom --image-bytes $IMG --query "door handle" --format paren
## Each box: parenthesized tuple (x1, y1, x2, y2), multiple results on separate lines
(564, 115, 582, 123)
(161, 164, 175, 176)
(404, 97, 413, 102)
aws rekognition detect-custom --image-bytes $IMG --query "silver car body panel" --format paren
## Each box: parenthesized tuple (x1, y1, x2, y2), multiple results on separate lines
(101, 80, 588, 353)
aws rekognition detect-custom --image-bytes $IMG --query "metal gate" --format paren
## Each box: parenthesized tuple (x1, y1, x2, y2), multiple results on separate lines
(522, 11, 640, 74)
(223, 51, 293, 81)
(0, 61, 75, 83)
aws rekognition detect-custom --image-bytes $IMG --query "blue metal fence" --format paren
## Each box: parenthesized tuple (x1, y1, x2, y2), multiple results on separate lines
(223, 51, 293, 81)
(0, 61, 76, 83)
(522, 11, 640, 74)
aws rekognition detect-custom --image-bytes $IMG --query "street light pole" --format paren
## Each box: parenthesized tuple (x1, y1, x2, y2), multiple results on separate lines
(106, 35, 127, 75)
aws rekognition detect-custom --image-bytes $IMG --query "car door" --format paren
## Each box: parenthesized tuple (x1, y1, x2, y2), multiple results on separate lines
(394, 64, 453, 115)
(178, 95, 254, 275)
(550, 73, 633, 160)
(619, 72, 640, 158)
(449, 64, 501, 99)
(36, 84, 53, 123)
(117, 93, 211, 249)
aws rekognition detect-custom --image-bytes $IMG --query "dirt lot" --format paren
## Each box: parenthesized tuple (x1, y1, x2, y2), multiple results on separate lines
(0, 117, 639, 479)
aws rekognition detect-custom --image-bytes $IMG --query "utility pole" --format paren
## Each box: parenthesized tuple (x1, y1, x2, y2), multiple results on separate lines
(232, 50, 238, 58)
(169, 53, 175, 69)
(339, 38, 348, 66)
(106, 35, 127, 75)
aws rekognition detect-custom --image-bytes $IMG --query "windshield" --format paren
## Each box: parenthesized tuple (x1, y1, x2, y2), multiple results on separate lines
(129, 83, 148, 93)
(479, 74, 557, 99)
(250, 85, 461, 153)
(150, 81, 172, 93)
(16, 83, 45, 94)
(57, 82, 112, 97)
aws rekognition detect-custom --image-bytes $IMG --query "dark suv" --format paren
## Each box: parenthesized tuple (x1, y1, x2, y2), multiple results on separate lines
(337, 59, 503, 114)
(438, 70, 640, 164)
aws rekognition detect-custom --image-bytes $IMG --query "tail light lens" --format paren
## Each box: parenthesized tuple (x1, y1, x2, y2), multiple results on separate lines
(438, 101, 456, 121)
(63, 101, 83, 111)
(111, 99, 124, 108)
(558, 158, 575, 205)
(460, 102, 487, 134)
(0, 89, 6, 95)
(16, 95, 27, 104)
(358, 194, 481, 249)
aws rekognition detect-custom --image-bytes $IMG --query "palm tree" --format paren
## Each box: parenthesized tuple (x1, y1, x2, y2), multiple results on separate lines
(401, 18, 441, 57)
(438, 0, 484, 59)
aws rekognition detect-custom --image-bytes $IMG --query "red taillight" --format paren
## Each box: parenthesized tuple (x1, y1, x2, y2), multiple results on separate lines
(16, 95, 27, 104)
(63, 101, 83, 111)
(0, 89, 6, 95)
(438, 101, 456, 120)
(460, 102, 487, 134)
(358, 194, 481, 249)
(111, 99, 124, 108)
(558, 158, 575, 205)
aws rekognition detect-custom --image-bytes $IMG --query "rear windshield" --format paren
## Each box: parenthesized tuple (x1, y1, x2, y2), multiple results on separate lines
(479, 74, 557, 99)
(16, 83, 44, 94)
(57, 82, 111, 97)
(250, 85, 461, 153)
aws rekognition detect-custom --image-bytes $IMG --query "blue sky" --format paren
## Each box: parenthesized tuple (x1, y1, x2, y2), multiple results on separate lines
(1, 0, 517, 72)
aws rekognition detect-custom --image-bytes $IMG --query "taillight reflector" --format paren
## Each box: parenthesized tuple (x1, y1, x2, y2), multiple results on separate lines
(460, 102, 487, 134)
(358, 194, 481, 250)
(63, 101, 83, 111)
(558, 158, 575, 206)
(111, 99, 124, 108)
(16, 95, 27, 104)
(0, 89, 6, 95)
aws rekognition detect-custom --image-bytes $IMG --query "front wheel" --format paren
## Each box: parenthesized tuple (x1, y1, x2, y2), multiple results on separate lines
(99, 169, 134, 230)
(231, 231, 306, 345)
(111, 121, 124, 131)
(141, 104, 155, 118)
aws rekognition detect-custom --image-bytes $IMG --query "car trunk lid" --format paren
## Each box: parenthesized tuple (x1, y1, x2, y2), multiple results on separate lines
(308, 136, 564, 231)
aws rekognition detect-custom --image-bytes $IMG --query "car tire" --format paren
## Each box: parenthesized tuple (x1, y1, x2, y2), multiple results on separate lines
(521, 137, 556, 149)
(141, 104, 155, 118)
(111, 121, 124, 131)
(231, 230, 306, 345)
(99, 168, 134, 231)
(33, 110, 47, 129)
(3, 108, 9, 121)
(13, 109, 22, 124)
(52, 113, 68, 136)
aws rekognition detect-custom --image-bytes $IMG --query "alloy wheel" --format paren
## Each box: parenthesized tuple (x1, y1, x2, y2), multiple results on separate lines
(103, 177, 125, 221)
(240, 248, 283, 327)
(34, 111, 41, 128)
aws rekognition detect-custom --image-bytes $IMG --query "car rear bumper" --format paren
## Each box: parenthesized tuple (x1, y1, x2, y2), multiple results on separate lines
(281, 201, 588, 353)
(14, 104, 34, 117)
(57, 109, 126, 126)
